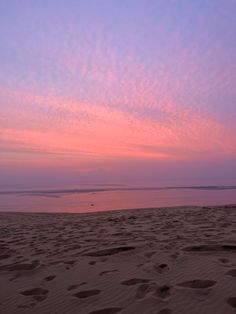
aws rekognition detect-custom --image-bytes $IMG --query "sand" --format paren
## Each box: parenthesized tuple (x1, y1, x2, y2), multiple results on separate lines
(0, 205, 236, 314)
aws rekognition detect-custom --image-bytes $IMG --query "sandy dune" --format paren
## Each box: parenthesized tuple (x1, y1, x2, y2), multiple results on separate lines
(0, 205, 236, 314)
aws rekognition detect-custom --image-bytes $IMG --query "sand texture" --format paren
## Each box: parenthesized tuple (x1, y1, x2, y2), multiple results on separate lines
(0, 205, 236, 314)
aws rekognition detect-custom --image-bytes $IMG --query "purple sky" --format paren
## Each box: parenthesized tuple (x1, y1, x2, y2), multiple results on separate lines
(0, 0, 236, 189)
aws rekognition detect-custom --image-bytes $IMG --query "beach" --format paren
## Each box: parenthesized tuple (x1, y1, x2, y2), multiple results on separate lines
(0, 205, 236, 314)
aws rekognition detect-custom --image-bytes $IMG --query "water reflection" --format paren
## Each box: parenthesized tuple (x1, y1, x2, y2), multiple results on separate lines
(0, 186, 236, 213)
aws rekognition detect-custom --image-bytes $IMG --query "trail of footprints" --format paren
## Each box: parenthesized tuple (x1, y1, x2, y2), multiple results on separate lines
(18, 274, 56, 309)
(17, 262, 236, 312)
(0, 207, 236, 313)
(67, 253, 236, 312)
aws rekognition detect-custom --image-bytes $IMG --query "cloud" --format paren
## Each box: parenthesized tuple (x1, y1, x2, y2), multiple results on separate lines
(0, 0, 235, 176)
(1, 85, 235, 171)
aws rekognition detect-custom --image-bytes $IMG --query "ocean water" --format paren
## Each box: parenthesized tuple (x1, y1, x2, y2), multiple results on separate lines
(0, 185, 236, 213)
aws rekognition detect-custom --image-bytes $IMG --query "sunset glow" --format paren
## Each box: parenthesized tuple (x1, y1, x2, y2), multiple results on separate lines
(1, 1, 236, 187)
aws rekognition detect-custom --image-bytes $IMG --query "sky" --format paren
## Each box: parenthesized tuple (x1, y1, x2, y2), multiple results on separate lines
(0, 0, 236, 189)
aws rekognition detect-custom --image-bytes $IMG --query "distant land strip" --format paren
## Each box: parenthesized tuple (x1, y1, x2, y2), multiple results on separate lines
(0, 185, 236, 197)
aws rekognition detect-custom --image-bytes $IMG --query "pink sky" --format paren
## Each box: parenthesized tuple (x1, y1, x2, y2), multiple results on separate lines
(0, 1, 236, 188)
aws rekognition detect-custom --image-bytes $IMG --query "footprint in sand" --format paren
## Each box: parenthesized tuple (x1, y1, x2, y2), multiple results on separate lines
(85, 246, 135, 257)
(225, 269, 236, 277)
(154, 285, 171, 299)
(135, 283, 171, 300)
(73, 289, 101, 299)
(44, 275, 56, 282)
(67, 282, 86, 291)
(227, 297, 236, 308)
(99, 269, 118, 276)
(154, 263, 169, 273)
(183, 244, 236, 253)
(121, 278, 150, 286)
(218, 258, 229, 264)
(0, 253, 11, 260)
(21, 287, 49, 302)
(177, 279, 216, 289)
(0, 259, 40, 272)
(21, 287, 48, 296)
(88, 308, 122, 314)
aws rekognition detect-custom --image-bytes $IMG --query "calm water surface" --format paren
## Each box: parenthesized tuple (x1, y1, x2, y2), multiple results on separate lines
(0, 186, 236, 213)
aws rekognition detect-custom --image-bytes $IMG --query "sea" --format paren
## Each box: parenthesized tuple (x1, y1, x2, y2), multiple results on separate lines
(0, 185, 236, 213)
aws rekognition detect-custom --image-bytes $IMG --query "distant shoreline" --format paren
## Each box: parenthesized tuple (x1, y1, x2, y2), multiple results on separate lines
(1, 185, 236, 196)
(0, 204, 235, 216)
